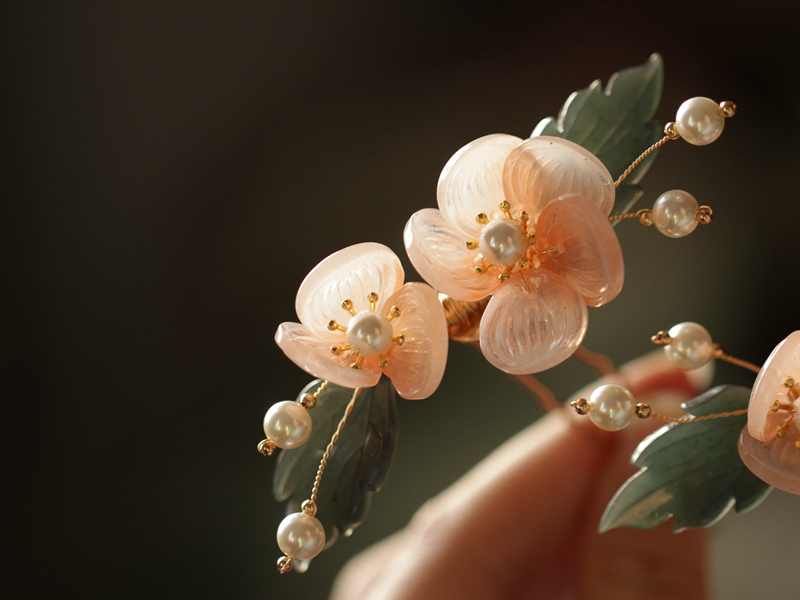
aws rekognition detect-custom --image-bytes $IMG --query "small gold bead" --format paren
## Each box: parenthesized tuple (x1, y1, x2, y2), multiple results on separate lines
(695, 206, 713, 225)
(277, 556, 293, 574)
(301, 500, 317, 516)
(258, 439, 276, 456)
(350, 362, 362, 370)
(327, 319, 338, 331)
(342, 299, 353, 310)
(784, 377, 795, 388)
(570, 398, 590, 415)
(390, 306, 401, 318)
(330, 345, 343, 356)
(300, 393, 316, 409)
(719, 100, 737, 118)
(637, 209, 653, 226)
(379, 357, 389, 367)
(711, 343, 725, 359)
(664, 121, 680, 140)
(367, 291, 379, 303)
(519, 210, 529, 223)
(518, 259, 528, 269)
(777, 426, 786, 438)
(394, 334, 405, 346)
(498, 272, 510, 281)
(772, 399, 782, 412)
(475, 264, 487, 274)
(651, 331, 672, 346)
(499, 200, 510, 211)
(466, 238, 479, 250)
(635, 403, 652, 419)
(476, 212, 489, 224)
(528, 234, 536, 245)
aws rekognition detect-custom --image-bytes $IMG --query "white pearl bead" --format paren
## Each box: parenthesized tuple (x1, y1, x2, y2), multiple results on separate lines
(676, 97, 725, 146)
(479, 219, 527, 267)
(277, 512, 326, 560)
(652, 190, 699, 238)
(263, 401, 312, 449)
(346, 310, 393, 357)
(665, 322, 714, 370)
(588, 384, 635, 431)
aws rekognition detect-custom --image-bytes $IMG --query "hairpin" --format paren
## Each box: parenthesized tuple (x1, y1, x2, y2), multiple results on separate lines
(255, 54, 795, 576)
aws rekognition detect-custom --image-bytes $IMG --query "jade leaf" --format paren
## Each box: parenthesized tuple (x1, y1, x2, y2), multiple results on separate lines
(273, 378, 399, 551)
(599, 385, 772, 533)
(532, 53, 663, 221)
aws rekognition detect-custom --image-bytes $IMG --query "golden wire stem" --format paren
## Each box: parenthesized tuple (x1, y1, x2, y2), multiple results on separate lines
(712, 345, 762, 374)
(508, 373, 560, 412)
(573, 345, 617, 376)
(650, 408, 748, 423)
(614, 135, 671, 188)
(608, 208, 653, 225)
(309, 387, 362, 504)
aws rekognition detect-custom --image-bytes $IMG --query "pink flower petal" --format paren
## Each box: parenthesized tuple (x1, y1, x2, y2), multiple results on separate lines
(382, 283, 448, 400)
(437, 134, 523, 239)
(739, 426, 800, 496)
(535, 193, 624, 307)
(748, 330, 800, 441)
(404, 209, 501, 302)
(479, 269, 588, 374)
(275, 322, 381, 389)
(502, 136, 615, 221)
(295, 243, 404, 341)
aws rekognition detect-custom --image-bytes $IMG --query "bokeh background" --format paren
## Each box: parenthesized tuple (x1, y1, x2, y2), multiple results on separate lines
(4, 1, 800, 598)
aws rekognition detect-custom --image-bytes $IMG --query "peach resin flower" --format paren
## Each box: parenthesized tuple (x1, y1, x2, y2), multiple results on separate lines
(738, 331, 800, 495)
(275, 243, 448, 400)
(405, 134, 623, 374)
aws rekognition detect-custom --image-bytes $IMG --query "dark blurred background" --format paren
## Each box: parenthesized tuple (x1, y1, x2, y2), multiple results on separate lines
(4, 1, 799, 598)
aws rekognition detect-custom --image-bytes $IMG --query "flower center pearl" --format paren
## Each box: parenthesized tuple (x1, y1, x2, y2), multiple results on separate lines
(478, 219, 528, 267)
(346, 310, 394, 357)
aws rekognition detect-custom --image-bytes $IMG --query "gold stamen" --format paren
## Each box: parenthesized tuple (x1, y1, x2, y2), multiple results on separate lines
(519, 210, 529, 227)
(785, 377, 795, 388)
(350, 355, 365, 370)
(466, 238, 479, 250)
(327, 319, 347, 332)
(378, 356, 389, 368)
(499, 200, 513, 219)
(341, 299, 357, 316)
(330, 343, 350, 356)
(386, 305, 401, 320)
(393, 334, 405, 346)
(475, 263, 491, 274)
(476, 212, 489, 225)
(367, 291, 379, 311)
(498, 271, 510, 281)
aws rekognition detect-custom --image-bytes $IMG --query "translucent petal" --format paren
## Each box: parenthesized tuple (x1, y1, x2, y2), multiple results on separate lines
(296, 243, 404, 341)
(382, 283, 448, 400)
(739, 426, 800, 496)
(275, 323, 382, 389)
(479, 269, 588, 374)
(503, 136, 615, 220)
(748, 330, 800, 441)
(437, 134, 523, 239)
(404, 209, 501, 302)
(535, 194, 624, 307)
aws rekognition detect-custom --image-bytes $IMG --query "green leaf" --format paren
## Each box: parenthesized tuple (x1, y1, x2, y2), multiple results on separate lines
(273, 378, 398, 551)
(599, 385, 772, 533)
(532, 53, 664, 221)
